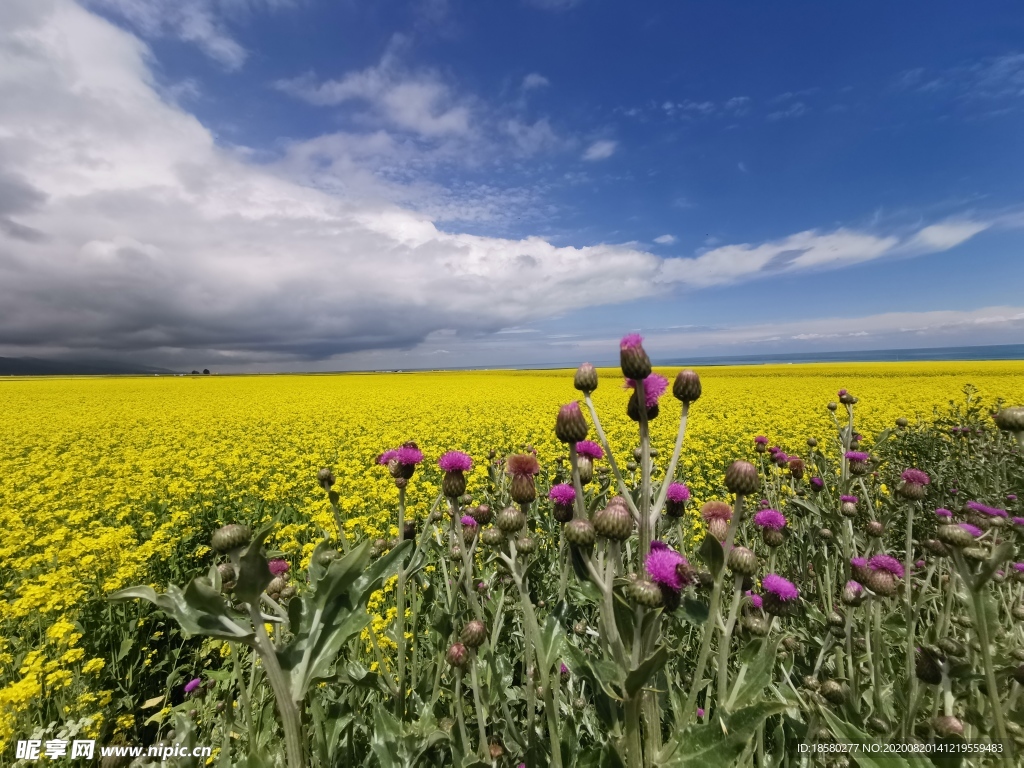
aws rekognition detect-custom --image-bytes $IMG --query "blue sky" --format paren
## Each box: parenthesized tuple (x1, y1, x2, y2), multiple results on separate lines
(1, 0, 1023, 370)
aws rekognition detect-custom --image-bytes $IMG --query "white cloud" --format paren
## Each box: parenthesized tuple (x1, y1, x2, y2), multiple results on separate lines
(0, 0, 1007, 370)
(522, 73, 550, 90)
(653, 234, 676, 245)
(767, 102, 808, 121)
(274, 45, 472, 138)
(582, 139, 617, 161)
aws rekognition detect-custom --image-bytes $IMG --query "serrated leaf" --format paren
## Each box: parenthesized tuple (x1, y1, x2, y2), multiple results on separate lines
(818, 710, 932, 768)
(234, 525, 275, 605)
(681, 597, 709, 625)
(625, 645, 669, 698)
(658, 701, 787, 767)
(699, 534, 724, 578)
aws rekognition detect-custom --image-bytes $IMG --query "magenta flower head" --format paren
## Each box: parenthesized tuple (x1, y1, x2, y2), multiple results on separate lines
(1014, 517, 1024, 528)
(1013, 563, 1024, 573)
(966, 501, 1008, 518)
(840, 495, 858, 504)
(868, 554, 904, 579)
(744, 590, 763, 609)
(396, 446, 423, 465)
(810, 477, 824, 490)
(184, 678, 202, 695)
(753, 509, 787, 530)
(696, 707, 705, 718)
(838, 388, 848, 397)
(959, 523, 983, 538)
(1008, 494, 1018, 502)
(575, 440, 604, 459)
(439, 451, 473, 472)
(762, 574, 799, 601)
(645, 542, 687, 592)
(624, 372, 669, 408)
(268, 559, 290, 577)
(620, 333, 652, 380)
(915, 559, 925, 569)
(754, 435, 768, 445)
(901, 468, 930, 486)
(934, 508, 953, 519)
(850, 557, 870, 582)
(666, 482, 690, 503)
(378, 449, 399, 465)
(845, 451, 870, 462)
(549, 484, 576, 506)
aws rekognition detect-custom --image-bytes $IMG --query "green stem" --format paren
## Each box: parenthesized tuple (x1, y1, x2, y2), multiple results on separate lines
(716, 574, 743, 711)
(585, 393, 641, 522)
(651, 403, 690, 517)
(396, 487, 408, 718)
(902, 500, 915, 739)
(469, 652, 489, 760)
(248, 604, 305, 768)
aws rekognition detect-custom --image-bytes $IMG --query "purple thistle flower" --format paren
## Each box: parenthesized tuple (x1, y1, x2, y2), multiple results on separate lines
(1006, 494, 1017, 502)
(754, 435, 769, 445)
(959, 523, 983, 538)
(868, 554, 904, 578)
(1013, 563, 1024, 573)
(625, 372, 669, 408)
(396, 446, 423, 465)
(549, 484, 576, 506)
(901, 468, 930, 486)
(646, 544, 686, 592)
(268, 559, 290, 576)
(845, 451, 870, 462)
(666, 482, 690, 503)
(934, 508, 953, 518)
(915, 560, 925, 569)
(949, 488, 959, 495)
(850, 557, 867, 569)
(762, 574, 799, 601)
(620, 333, 644, 350)
(696, 707, 706, 718)
(184, 678, 202, 695)
(560, 663, 569, 675)
(840, 495, 858, 504)
(575, 440, 604, 459)
(1014, 517, 1024, 527)
(753, 509, 787, 530)
(811, 477, 824, 489)
(377, 449, 399, 465)
(966, 501, 1007, 518)
(438, 451, 473, 472)
(460, 515, 478, 528)
(745, 590, 763, 609)
(838, 388, 848, 397)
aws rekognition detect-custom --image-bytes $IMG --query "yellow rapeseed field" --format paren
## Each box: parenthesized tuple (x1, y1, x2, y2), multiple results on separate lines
(2, 361, 1023, 745)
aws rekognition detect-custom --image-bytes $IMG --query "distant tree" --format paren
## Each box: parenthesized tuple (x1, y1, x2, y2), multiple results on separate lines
(191, 370, 199, 375)
(203, 369, 210, 375)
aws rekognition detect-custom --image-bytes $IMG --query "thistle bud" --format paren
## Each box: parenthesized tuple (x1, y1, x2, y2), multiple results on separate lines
(446, 643, 469, 669)
(672, 369, 701, 403)
(496, 506, 526, 533)
(217, 563, 236, 591)
(744, 616, 769, 636)
(577, 456, 594, 485)
(915, 647, 942, 685)
(620, 334, 652, 380)
(564, 518, 596, 548)
(628, 579, 663, 608)
(442, 471, 467, 499)
(267, 576, 287, 596)
(937, 637, 966, 657)
(787, 457, 805, 480)
(933, 716, 964, 739)
(993, 406, 1024, 432)
(510, 474, 537, 505)
(460, 620, 487, 648)
(841, 581, 864, 606)
(469, 504, 492, 525)
(923, 539, 949, 557)
(211, 524, 251, 553)
(866, 520, 884, 538)
(818, 528, 833, 541)
(827, 402, 838, 412)
(317, 468, 335, 490)
(480, 527, 504, 547)
(761, 528, 784, 548)
(838, 389, 856, 405)
(516, 536, 537, 555)
(555, 402, 588, 443)
(574, 362, 598, 394)
(936, 524, 973, 548)
(841, 501, 858, 517)
(828, 611, 846, 630)
(807, 437, 818, 448)
(593, 503, 633, 541)
(626, 390, 659, 422)
(820, 680, 847, 705)
(866, 569, 896, 597)
(724, 460, 759, 496)
(896, 417, 909, 428)
(708, 517, 729, 541)
(402, 521, 417, 541)
(728, 546, 758, 576)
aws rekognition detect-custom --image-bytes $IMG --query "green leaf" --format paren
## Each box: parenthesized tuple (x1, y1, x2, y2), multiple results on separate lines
(698, 534, 724, 578)
(234, 524, 276, 605)
(818, 710, 932, 768)
(977, 541, 1014, 588)
(108, 584, 253, 642)
(658, 701, 787, 767)
(612, 591, 635, 647)
(726, 635, 782, 710)
(625, 645, 669, 698)
(536, 613, 565, 675)
(681, 597, 709, 625)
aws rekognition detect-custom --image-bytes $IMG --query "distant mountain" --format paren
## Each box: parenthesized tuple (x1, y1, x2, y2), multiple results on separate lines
(0, 357, 175, 376)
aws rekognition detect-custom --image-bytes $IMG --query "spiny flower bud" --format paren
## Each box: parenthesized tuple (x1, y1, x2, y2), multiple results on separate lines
(896, 417, 909, 428)
(827, 402, 838, 412)
(933, 716, 964, 738)
(620, 333, 652, 380)
(555, 402, 588, 443)
(761, 528, 785, 548)
(820, 679, 847, 705)
(672, 369, 701, 403)
(807, 437, 818, 448)
(516, 535, 537, 555)
(936, 637, 966, 657)
(217, 562, 236, 590)
(574, 362, 598, 394)
(744, 616, 769, 636)
(866, 569, 896, 597)
(841, 581, 864, 606)
(936, 524, 974, 548)
(993, 406, 1024, 432)
(480, 527, 504, 547)
(593, 503, 633, 541)
(924, 538, 949, 557)
(564, 518, 596, 548)
(403, 521, 417, 541)
(866, 520, 884, 538)
(728, 546, 758, 576)
(838, 389, 857, 405)
(446, 643, 469, 669)
(724, 460, 759, 496)
(787, 457, 805, 480)
(495, 506, 525, 533)
(707, 517, 729, 541)
(915, 647, 942, 685)
(317, 468, 335, 489)
(626, 390, 659, 422)
(510, 474, 537, 505)
(628, 579, 664, 608)
(211, 524, 251, 553)
(460, 620, 487, 648)
(267, 576, 287, 597)
(828, 611, 846, 630)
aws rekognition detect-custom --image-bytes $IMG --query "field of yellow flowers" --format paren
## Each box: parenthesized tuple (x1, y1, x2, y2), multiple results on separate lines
(2, 361, 1024, 749)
